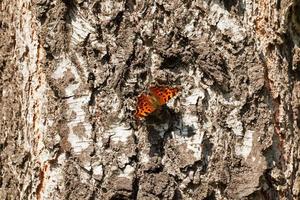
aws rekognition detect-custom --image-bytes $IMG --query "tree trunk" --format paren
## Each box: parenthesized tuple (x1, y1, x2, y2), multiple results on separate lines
(1, 0, 300, 199)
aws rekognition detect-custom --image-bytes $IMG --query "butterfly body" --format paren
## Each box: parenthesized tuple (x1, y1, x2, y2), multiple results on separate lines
(135, 86, 179, 119)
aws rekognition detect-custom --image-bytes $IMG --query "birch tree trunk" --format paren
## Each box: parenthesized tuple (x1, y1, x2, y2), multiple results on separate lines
(1, 0, 300, 199)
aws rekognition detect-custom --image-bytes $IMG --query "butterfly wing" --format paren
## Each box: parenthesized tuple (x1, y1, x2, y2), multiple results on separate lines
(149, 86, 179, 105)
(135, 93, 157, 118)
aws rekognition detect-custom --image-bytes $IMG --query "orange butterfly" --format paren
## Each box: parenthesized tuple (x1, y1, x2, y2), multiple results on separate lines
(135, 86, 180, 119)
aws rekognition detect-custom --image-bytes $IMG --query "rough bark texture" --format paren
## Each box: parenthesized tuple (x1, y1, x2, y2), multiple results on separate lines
(1, 0, 300, 199)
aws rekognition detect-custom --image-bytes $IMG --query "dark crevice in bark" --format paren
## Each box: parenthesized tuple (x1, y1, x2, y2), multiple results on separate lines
(48, 83, 66, 100)
(262, 134, 282, 168)
(222, 0, 238, 12)
(62, 0, 76, 23)
(160, 54, 183, 70)
(172, 189, 183, 200)
(156, 3, 171, 16)
(110, 193, 130, 200)
(88, 190, 97, 200)
(36, 0, 51, 24)
(201, 138, 213, 173)
(131, 176, 140, 200)
(88, 72, 96, 106)
(260, 169, 281, 199)
(100, 46, 111, 64)
(203, 191, 216, 200)
(103, 134, 112, 150)
(107, 11, 124, 35)
(125, 0, 136, 12)
(144, 164, 164, 174)
(89, 128, 97, 157)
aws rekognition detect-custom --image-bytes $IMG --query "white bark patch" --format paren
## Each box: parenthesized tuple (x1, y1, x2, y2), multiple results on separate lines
(79, 168, 93, 185)
(67, 97, 93, 153)
(225, 102, 244, 137)
(186, 132, 204, 160)
(180, 88, 204, 134)
(235, 130, 254, 158)
(70, 10, 96, 45)
(117, 154, 130, 168)
(109, 124, 133, 143)
(52, 58, 81, 97)
(93, 165, 103, 177)
(16, 10, 38, 89)
(52, 56, 92, 153)
(243, 1, 256, 28)
(31, 75, 49, 155)
(180, 175, 192, 190)
(42, 167, 64, 199)
(15, 2, 49, 155)
(118, 165, 135, 178)
(150, 51, 163, 74)
(68, 132, 90, 154)
(226, 113, 243, 137)
(174, 88, 206, 160)
(140, 152, 150, 164)
(51, 58, 70, 79)
(209, 4, 246, 43)
(184, 19, 196, 36)
(141, 20, 154, 37)
(96, 1, 125, 23)
(42, 154, 66, 199)
(184, 88, 205, 105)
(172, 130, 204, 161)
(181, 114, 199, 136)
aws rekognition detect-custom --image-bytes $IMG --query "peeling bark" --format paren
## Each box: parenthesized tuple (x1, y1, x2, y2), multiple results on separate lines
(1, 0, 300, 199)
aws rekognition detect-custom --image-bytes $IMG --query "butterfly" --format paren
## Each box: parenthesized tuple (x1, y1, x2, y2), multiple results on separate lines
(135, 86, 180, 119)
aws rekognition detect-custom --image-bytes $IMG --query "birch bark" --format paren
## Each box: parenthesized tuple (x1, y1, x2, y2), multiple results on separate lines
(1, 0, 300, 199)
